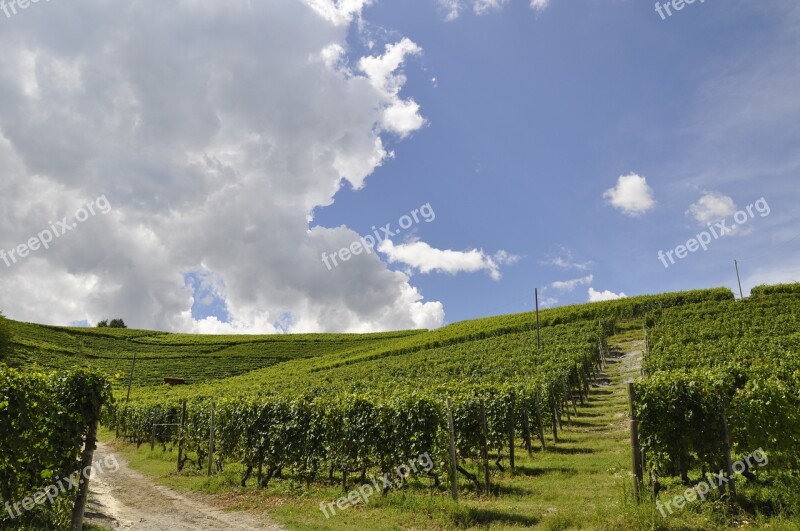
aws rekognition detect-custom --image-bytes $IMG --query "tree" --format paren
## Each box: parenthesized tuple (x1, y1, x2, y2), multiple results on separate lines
(97, 319, 126, 328)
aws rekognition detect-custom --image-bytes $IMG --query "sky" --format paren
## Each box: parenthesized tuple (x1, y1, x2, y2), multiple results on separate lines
(0, 0, 797, 333)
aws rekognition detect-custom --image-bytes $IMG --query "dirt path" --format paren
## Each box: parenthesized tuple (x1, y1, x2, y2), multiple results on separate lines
(84, 443, 284, 530)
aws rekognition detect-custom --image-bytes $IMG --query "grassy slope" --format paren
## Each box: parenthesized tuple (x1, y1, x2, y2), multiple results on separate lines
(4, 286, 799, 529)
(2, 320, 423, 387)
(106, 321, 800, 530)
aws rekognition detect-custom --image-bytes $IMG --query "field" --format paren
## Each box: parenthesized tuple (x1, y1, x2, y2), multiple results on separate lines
(2, 285, 799, 530)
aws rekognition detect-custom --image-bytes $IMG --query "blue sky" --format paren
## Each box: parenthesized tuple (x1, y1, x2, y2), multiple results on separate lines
(0, 0, 797, 332)
(313, 0, 800, 325)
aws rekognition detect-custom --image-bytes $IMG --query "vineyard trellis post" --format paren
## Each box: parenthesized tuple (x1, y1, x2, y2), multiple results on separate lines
(627, 383, 643, 502)
(521, 402, 533, 455)
(445, 398, 459, 502)
(207, 401, 216, 477)
(479, 400, 491, 495)
(125, 352, 137, 402)
(70, 416, 100, 531)
(177, 399, 187, 472)
(535, 288, 541, 350)
(734, 259, 744, 300)
(550, 389, 559, 443)
(534, 391, 546, 450)
(718, 395, 737, 497)
(508, 393, 516, 470)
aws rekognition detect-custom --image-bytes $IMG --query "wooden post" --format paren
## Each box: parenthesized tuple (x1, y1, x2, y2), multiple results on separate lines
(734, 260, 744, 300)
(627, 383, 643, 502)
(550, 391, 559, 443)
(535, 392, 546, 450)
(508, 394, 516, 471)
(70, 418, 99, 531)
(552, 386, 562, 430)
(479, 400, 491, 495)
(719, 396, 737, 496)
(177, 399, 187, 471)
(207, 401, 216, 477)
(125, 352, 137, 402)
(445, 398, 459, 502)
(150, 422, 156, 451)
(535, 288, 541, 349)
(521, 402, 533, 455)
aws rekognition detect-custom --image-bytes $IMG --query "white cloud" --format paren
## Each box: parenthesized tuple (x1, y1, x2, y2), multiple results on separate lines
(588, 287, 627, 302)
(358, 38, 425, 138)
(473, 0, 510, 15)
(538, 296, 559, 308)
(438, 0, 548, 20)
(603, 173, 656, 217)
(378, 240, 516, 280)
(551, 274, 593, 292)
(530, 0, 549, 11)
(541, 245, 592, 270)
(302, 0, 373, 26)
(0, 0, 440, 333)
(687, 192, 737, 224)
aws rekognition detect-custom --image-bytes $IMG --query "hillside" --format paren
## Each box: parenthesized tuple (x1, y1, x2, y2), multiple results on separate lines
(4, 285, 800, 530)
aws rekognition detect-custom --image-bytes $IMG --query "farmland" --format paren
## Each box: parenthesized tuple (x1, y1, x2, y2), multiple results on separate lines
(2, 285, 800, 530)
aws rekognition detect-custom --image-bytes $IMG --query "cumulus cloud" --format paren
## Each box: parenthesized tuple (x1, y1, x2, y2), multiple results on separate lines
(358, 38, 425, 138)
(0, 0, 442, 333)
(302, 0, 373, 26)
(588, 288, 627, 302)
(551, 274, 593, 292)
(687, 192, 737, 224)
(378, 240, 517, 280)
(603, 173, 656, 217)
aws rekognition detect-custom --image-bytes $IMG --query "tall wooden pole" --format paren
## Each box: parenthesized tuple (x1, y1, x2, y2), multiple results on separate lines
(628, 383, 643, 502)
(479, 400, 491, 495)
(719, 396, 737, 496)
(535, 288, 541, 349)
(207, 401, 216, 477)
(71, 417, 99, 530)
(734, 260, 744, 300)
(445, 398, 459, 502)
(126, 352, 137, 402)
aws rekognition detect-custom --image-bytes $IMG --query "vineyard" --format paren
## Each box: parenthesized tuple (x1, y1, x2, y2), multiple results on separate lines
(107, 288, 736, 499)
(635, 284, 800, 509)
(3, 284, 799, 529)
(0, 367, 111, 529)
(1, 320, 423, 387)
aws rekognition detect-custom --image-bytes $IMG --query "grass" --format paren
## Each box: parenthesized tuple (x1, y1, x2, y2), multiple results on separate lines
(101, 325, 800, 529)
(97, 326, 767, 529)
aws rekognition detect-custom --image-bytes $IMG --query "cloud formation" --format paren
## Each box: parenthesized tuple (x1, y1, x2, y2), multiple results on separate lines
(588, 287, 627, 302)
(551, 274, 593, 292)
(603, 173, 656, 217)
(0, 0, 444, 333)
(378, 240, 517, 280)
(687, 192, 737, 224)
